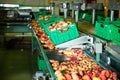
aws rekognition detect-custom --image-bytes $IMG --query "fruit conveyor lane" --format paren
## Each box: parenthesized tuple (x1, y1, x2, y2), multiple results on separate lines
(31, 19, 120, 79)
(31, 27, 57, 79)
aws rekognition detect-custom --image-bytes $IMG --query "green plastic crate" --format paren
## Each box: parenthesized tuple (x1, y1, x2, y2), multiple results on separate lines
(46, 23, 79, 45)
(33, 11, 47, 20)
(111, 25, 120, 46)
(79, 13, 92, 22)
(37, 15, 55, 26)
(95, 21, 114, 40)
(97, 16, 105, 21)
(79, 12, 84, 20)
(38, 15, 55, 22)
(37, 55, 48, 70)
(84, 13, 92, 22)
(97, 16, 110, 23)
(33, 12, 39, 20)
(112, 19, 120, 26)
(39, 11, 47, 16)
(37, 15, 55, 28)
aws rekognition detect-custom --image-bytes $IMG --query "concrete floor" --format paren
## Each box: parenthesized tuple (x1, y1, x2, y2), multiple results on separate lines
(0, 49, 31, 80)
(66, 16, 95, 35)
(78, 21, 95, 35)
(0, 37, 37, 80)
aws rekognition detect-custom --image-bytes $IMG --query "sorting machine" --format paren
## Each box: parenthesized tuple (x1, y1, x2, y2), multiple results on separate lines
(0, 5, 32, 48)
(0, 4, 120, 80)
(31, 18, 120, 80)
(31, 2, 120, 79)
(31, 29, 120, 80)
(0, 5, 31, 33)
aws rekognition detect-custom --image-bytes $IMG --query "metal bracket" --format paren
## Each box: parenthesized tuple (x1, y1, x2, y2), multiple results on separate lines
(94, 42, 102, 53)
(56, 35, 94, 50)
(94, 42, 102, 62)
(32, 71, 52, 80)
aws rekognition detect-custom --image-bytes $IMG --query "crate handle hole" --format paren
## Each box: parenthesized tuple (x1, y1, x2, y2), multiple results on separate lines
(101, 24, 104, 28)
(39, 55, 44, 60)
(118, 30, 120, 33)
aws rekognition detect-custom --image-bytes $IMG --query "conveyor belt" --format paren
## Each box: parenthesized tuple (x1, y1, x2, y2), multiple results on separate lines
(106, 44, 120, 61)
(31, 19, 120, 79)
(109, 45, 120, 53)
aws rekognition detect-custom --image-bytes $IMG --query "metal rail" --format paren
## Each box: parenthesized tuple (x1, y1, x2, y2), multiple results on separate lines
(31, 29, 57, 80)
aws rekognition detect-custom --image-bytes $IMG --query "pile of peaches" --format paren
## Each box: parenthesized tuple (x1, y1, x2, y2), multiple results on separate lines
(31, 20, 57, 50)
(49, 49, 117, 80)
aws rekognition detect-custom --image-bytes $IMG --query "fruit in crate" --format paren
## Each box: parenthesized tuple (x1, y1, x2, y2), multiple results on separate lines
(31, 19, 57, 50)
(49, 49, 117, 80)
(38, 15, 50, 21)
(48, 21, 72, 31)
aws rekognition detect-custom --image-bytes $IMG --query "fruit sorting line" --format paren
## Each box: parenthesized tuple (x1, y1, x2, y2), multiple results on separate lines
(0, 7, 119, 79)
(0, 12, 119, 79)
(0, 2, 120, 80)
(31, 19, 120, 80)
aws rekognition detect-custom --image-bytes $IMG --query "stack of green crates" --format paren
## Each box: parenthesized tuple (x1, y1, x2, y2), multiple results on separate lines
(33, 12, 39, 20)
(35, 14, 79, 45)
(38, 15, 55, 22)
(111, 24, 120, 46)
(95, 21, 114, 40)
(79, 12, 92, 22)
(37, 15, 55, 27)
(95, 17, 120, 45)
(111, 19, 120, 45)
(38, 16, 64, 29)
(112, 19, 120, 26)
(97, 16, 105, 22)
(33, 11, 47, 20)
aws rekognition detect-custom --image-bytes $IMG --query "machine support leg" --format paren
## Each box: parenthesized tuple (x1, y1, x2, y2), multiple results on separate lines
(110, 10, 114, 22)
(75, 10, 79, 25)
(96, 53, 101, 62)
(92, 9, 95, 24)
(64, 9, 67, 20)
(72, 9, 74, 18)
(95, 42, 102, 62)
(51, 7, 54, 15)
